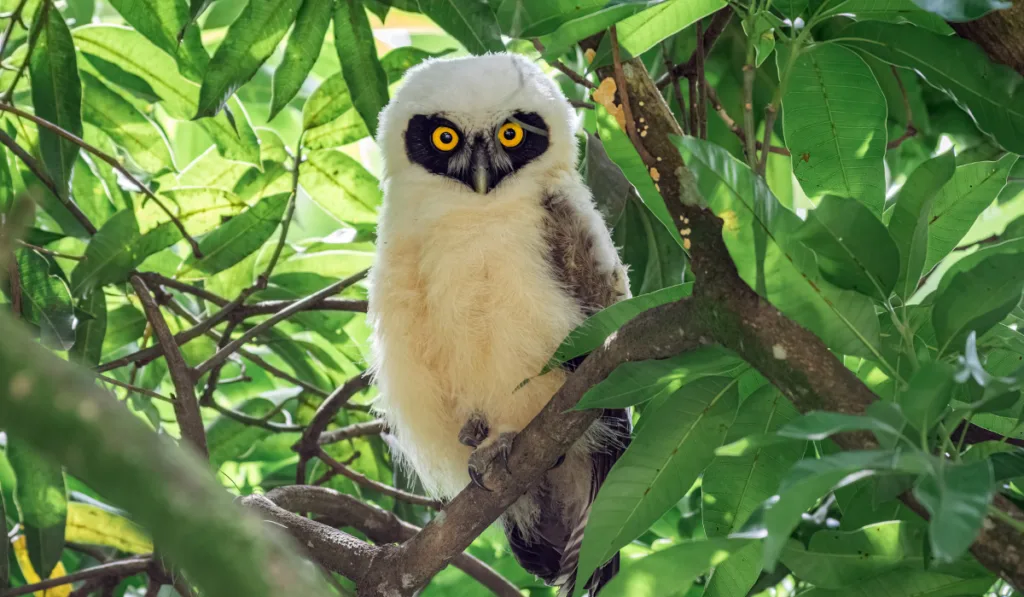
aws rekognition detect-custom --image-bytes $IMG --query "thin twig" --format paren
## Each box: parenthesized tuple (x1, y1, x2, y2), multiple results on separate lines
(609, 26, 655, 166)
(757, 105, 778, 174)
(204, 398, 304, 432)
(0, 0, 31, 58)
(130, 275, 208, 458)
(0, 128, 97, 233)
(319, 420, 387, 446)
(531, 39, 596, 89)
(695, 18, 707, 139)
(0, 557, 151, 597)
(886, 65, 917, 150)
(199, 319, 239, 406)
(15, 239, 83, 260)
(231, 298, 368, 319)
(687, 75, 698, 137)
(0, 102, 203, 257)
(569, 99, 595, 109)
(2, 0, 46, 102)
(98, 374, 173, 403)
(316, 448, 442, 509)
(7, 252, 20, 317)
(256, 147, 302, 288)
(662, 44, 689, 136)
(706, 86, 790, 156)
(656, 7, 734, 89)
(140, 272, 229, 307)
(193, 269, 368, 377)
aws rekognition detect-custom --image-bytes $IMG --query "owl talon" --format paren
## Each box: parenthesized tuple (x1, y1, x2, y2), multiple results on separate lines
(468, 465, 492, 492)
(459, 413, 490, 448)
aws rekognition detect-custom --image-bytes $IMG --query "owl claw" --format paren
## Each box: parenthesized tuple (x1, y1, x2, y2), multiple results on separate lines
(459, 413, 489, 448)
(466, 431, 517, 491)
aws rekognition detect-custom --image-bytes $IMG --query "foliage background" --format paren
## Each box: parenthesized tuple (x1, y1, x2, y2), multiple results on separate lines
(0, 0, 1023, 596)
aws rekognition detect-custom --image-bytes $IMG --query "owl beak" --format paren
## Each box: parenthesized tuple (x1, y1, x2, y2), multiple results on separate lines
(471, 142, 490, 194)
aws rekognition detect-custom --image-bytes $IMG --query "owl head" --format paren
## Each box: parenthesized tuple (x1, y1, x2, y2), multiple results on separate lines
(376, 53, 579, 197)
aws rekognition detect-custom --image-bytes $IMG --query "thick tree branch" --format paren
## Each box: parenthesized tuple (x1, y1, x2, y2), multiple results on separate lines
(259, 486, 521, 597)
(130, 275, 208, 458)
(598, 50, 1024, 590)
(951, 4, 1024, 75)
(319, 420, 386, 445)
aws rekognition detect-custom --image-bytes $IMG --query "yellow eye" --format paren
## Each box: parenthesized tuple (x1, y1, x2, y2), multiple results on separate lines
(499, 122, 524, 148)
(431, 126, 459, 151)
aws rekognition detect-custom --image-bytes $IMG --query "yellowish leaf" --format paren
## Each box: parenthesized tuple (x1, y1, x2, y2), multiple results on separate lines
(65, 503, 152, 554)
(12, 535, 71, 597)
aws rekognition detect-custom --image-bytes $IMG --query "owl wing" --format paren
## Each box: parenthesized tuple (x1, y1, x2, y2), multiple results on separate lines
(504, 185, 631, 595)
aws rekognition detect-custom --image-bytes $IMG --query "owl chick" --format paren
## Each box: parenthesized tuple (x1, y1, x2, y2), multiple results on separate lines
(368, 53, 631, 595)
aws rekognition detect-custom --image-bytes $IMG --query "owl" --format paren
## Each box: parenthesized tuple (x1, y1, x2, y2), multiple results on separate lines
(368, 52, 631, 595)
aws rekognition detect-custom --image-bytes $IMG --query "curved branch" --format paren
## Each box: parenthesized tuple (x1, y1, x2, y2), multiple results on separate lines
(0, 557, 151, 597)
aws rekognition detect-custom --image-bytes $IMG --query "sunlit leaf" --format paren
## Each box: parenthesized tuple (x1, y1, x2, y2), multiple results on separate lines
(298, 149, 380, 224)
(913, 460, 995, 562)
(333, 0, 389, 136)
(8, 439, 66, 579)
(420, 0, 504, 54)
(270, 0, 334, 120)
(65, 502, 152, 554)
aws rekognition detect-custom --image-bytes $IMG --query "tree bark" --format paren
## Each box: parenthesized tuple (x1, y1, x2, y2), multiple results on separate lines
(952, 2, 1024, 74)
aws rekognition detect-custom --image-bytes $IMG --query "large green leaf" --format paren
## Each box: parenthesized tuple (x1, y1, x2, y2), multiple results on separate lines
(207, 398, 277, 469)
(536, 2, 656, 60)
(796, 195, 899, 300)
(303, 73, 352, 131)
(545, 283, 692, 373)
(303, 108, 370, 149)
(679, 137, 885, 362)
(74, 25, 260, 165)
(69, 210, 180, 296)
(30, 5, 83, 198)
(838, 22, 1024, 154)
(702, 541, 763, 597)
(102, 303, 147, 354)
(197, 0, 303, 118)
(184, 192, 289, 275)
(599, 538, 753, 597)
(780, 43, 887, 215)
(887, 151, 956, 300)
(931, 252, 1024, 355)
(821, 0, 952, 34)
(270, 0, 334, 120)
(781, 522, 927, 588)
(576, 346, 745, 410)
(492, 0, 606, 37)
(795, 569, 995, 597)
(913, 460, 995, 562)
(7, 439, 66, 579)
(418, 0, 504, 53)
(897, 362, 955, 432)
(588, 0, 726, 66)
(107, 0, 209, 81)
(333, 0, 389, 137)
(81, 71, 174, 174)
(70, 289, 107, 367)
(15, 248, 75, 351)
(575, 376, 739, 597)
(925, 154, 1015, 270)
(703, 386, 803, 537)
(298, 149, 381, 224)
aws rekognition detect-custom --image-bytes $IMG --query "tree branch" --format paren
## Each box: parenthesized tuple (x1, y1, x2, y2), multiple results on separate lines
(319, 420, 387, 446)
(0, 557, 151, 597)
(130, 275, 208, 458)
(315, 449, 442, 509)
(656, 7, 733, 89)
(531, 39, 596, 89)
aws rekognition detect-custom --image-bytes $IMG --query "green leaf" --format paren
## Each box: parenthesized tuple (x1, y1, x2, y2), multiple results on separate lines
(702, 541, 764, 597)
(781, 522, 928, 588)
(381, 46, 453, 83)
(270, 0, 334, 120)
(575, 376, 739, 597)
(679, 137, 885, 362)
(66, 502, 152, 554)
(908, 0, 1010, 22)
(702, 386, 804, 537)
(821, 0, 952, 34)
(303, 73, 353, 131)
(107, 0, 210, 81)
(577, 346, 745, 410)
(913, 460, 994, 562)
(333, 0, 389, 137)
(898, 362, 955, 432)
(838, 22, 1024, 154)
(70, 210, 180, 297)
(925, 154, 1015, 271)
(775, 411, 902, 442)
(15, 249, 75, 351)
(931, 252, 1024, 355)
(184, 192, 289, 275)
(70, 289, 107, 367)
(81, 71, 174, 174)
(31, 5, 83, 198)
(888, 151, 956, 300)
(303, 108, 370, 149)
(7, 439, 66, 579)
(599, 538, 753, 597)
(419, 0, 504, 54)
(536, 2, 655, 60)
(589, 0, 726, 66)
(74, 25, 260, 166)
(0, 145, 13, 214)
(796, 195, 899, 300)
(207, 398, 277, 469)
(794, 569, 995, 597)
(197, 0, 303, 118)
(754, 450, 931, 569)
(780, 43, 887, 215)
(546, 283, 691, 372)
(102, 304, 147, 354)
(298, 149, 380, 224)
